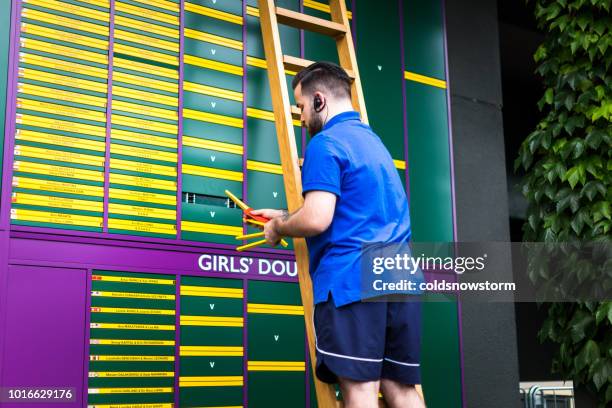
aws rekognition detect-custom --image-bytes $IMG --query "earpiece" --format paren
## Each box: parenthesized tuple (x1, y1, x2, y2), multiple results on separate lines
(313, 95, 324, 112)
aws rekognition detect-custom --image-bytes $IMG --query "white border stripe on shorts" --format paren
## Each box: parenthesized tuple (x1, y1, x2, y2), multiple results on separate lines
(313, 304, 383, 363)
(316, 345, 384, 363)
(384, 357, 420, 367)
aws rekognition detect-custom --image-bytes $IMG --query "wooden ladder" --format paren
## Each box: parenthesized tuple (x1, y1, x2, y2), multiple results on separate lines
(256, 1, 365, 406)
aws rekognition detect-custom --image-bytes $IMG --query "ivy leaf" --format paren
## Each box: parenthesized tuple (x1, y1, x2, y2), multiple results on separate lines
(586, 128, 605, 149)
(570, 311, 595, 344)
(566, 165, 585, 188)
(545, 88, 554, 105)
(595, 302, 612, 325)
(534, 44, 548, 62)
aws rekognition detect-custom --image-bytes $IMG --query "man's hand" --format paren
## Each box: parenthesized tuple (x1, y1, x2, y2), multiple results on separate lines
(263, 217, 282, 246)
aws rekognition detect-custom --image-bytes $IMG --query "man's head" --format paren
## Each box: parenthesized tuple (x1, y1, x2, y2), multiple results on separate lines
(291, 61, 352, 136)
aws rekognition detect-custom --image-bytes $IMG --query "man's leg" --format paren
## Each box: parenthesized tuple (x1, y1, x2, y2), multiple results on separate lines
(339, 377, 380, 408)
(380, 378, 426, 408)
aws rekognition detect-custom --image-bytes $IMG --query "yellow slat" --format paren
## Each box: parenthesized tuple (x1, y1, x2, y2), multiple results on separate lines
(111, 128, 177, 149)
(89, 339, 175, 345)
(110, 157, 177, 177)
(92, 274, 175, 284)
(24, 0, 110, 22)
(114, 56, 178, 79)
(393, 159, 406, 170)
(180, 315, 243, 327)
(16, 113, 106, 137)
(113, 43, 178, 66)
(88, 371, 175, 378)
(247, 303, 304, 313)
(181, 220, 242, 236)
(184, 2, 242, 25)
(88, 355, 174, 361)
(111, 114, 178, 135)
(109, 188, 176, 205)
(180, 285, 243, 296)
(90, 322, 174, 330)
(10, 208, 102, 226)
(14, 144, 105, 166)
(114, 15, 179, 40)
(184, 28, 243, 50)
(404, 71, 447, 89)
(109, 173, 176, 191)
(180, 290, 243, 299)
(107, 218, 176, 234)
(132, 0, 179, 13)
(183, 108, 243, 128)
(183, 81, 243, 102)
(12, 191, 103, 211)
(90, 290, 175, 300)
(17, 98, 106, 123)
(108, 202, 176, 220)
(18, 82, 107, 108)
(18, 67, 108, 94)
(15, 128, 105, 151)
(74, 0, 109, 8)
(19, 52, 108, 78)
(113, 85, 178, 107)
(246, 160, 283, 175)
(20, 22, 108, 50)
(19, 37, 108, 65)
(115, 1, 178, 25)
(113, 68, 178, 93)
(21, 8, 109, 36)
(13, 160, 103, 181)
(86, 404, 173, 408)
(12, 176, 104, 196)
(178, 381, 243, 387)
(90, 307, 175, 315)
(114, 29, 179, 52)
(112, 100, 177, 121)
(245, 5, 258, 17)
(182, 136, 243, 155)
(303, 0, 352, 19)
(183, 54, 243, 76)
(182, 163, 243, 181)
(87, 386, 173, 393)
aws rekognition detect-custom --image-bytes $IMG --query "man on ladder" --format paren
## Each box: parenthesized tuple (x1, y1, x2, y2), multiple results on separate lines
(251, 61, 426, 408)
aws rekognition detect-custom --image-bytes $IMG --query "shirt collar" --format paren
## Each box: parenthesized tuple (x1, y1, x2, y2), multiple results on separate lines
(322, 110, 361, 132)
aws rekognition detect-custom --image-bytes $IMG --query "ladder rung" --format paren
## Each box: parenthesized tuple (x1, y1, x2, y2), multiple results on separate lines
(275, 7, 346, 37)
(283, 55, 355, 80)
(291, 105, 301, 121)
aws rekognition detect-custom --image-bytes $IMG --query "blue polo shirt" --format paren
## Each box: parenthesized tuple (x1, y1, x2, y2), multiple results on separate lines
(301, 111, 412, 307)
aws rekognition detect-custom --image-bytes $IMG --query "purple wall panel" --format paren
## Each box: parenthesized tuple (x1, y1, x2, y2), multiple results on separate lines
(0, 265, 86, 407)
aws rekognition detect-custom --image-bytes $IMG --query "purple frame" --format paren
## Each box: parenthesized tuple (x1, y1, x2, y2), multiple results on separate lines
(0, 0, 465, 406)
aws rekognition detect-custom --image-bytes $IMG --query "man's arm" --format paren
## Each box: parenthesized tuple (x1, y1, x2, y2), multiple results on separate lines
(251, 191, 336, 245)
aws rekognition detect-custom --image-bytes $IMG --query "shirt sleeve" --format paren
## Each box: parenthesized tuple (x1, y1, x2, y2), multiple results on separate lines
(301, 135, 343, 197)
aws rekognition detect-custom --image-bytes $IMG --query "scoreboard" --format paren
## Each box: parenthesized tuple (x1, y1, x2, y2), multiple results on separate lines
(10, 0, 322, 244)
(0, 0, 463, 407)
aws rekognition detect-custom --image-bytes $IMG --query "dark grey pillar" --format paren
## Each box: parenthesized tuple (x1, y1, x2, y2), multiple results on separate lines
(445, 0, 521, 407)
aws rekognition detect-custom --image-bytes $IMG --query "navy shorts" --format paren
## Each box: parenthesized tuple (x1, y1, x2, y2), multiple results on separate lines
(313, 294, 422, 385)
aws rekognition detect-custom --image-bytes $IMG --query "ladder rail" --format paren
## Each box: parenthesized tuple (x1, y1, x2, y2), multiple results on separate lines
(256, 0, 340, 407)
(257, 0, 429, 406)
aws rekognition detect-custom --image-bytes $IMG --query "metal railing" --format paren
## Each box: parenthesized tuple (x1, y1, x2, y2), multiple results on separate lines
(520, 385, 574, 408)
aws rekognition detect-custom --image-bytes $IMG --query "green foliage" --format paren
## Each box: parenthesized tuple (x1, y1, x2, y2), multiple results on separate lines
(516, 0, 612, 405)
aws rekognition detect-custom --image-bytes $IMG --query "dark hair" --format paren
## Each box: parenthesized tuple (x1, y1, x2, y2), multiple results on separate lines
(291, 61, 351, 99)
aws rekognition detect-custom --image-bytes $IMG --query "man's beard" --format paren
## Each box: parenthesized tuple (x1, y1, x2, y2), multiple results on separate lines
(306, 108, 324, 137)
